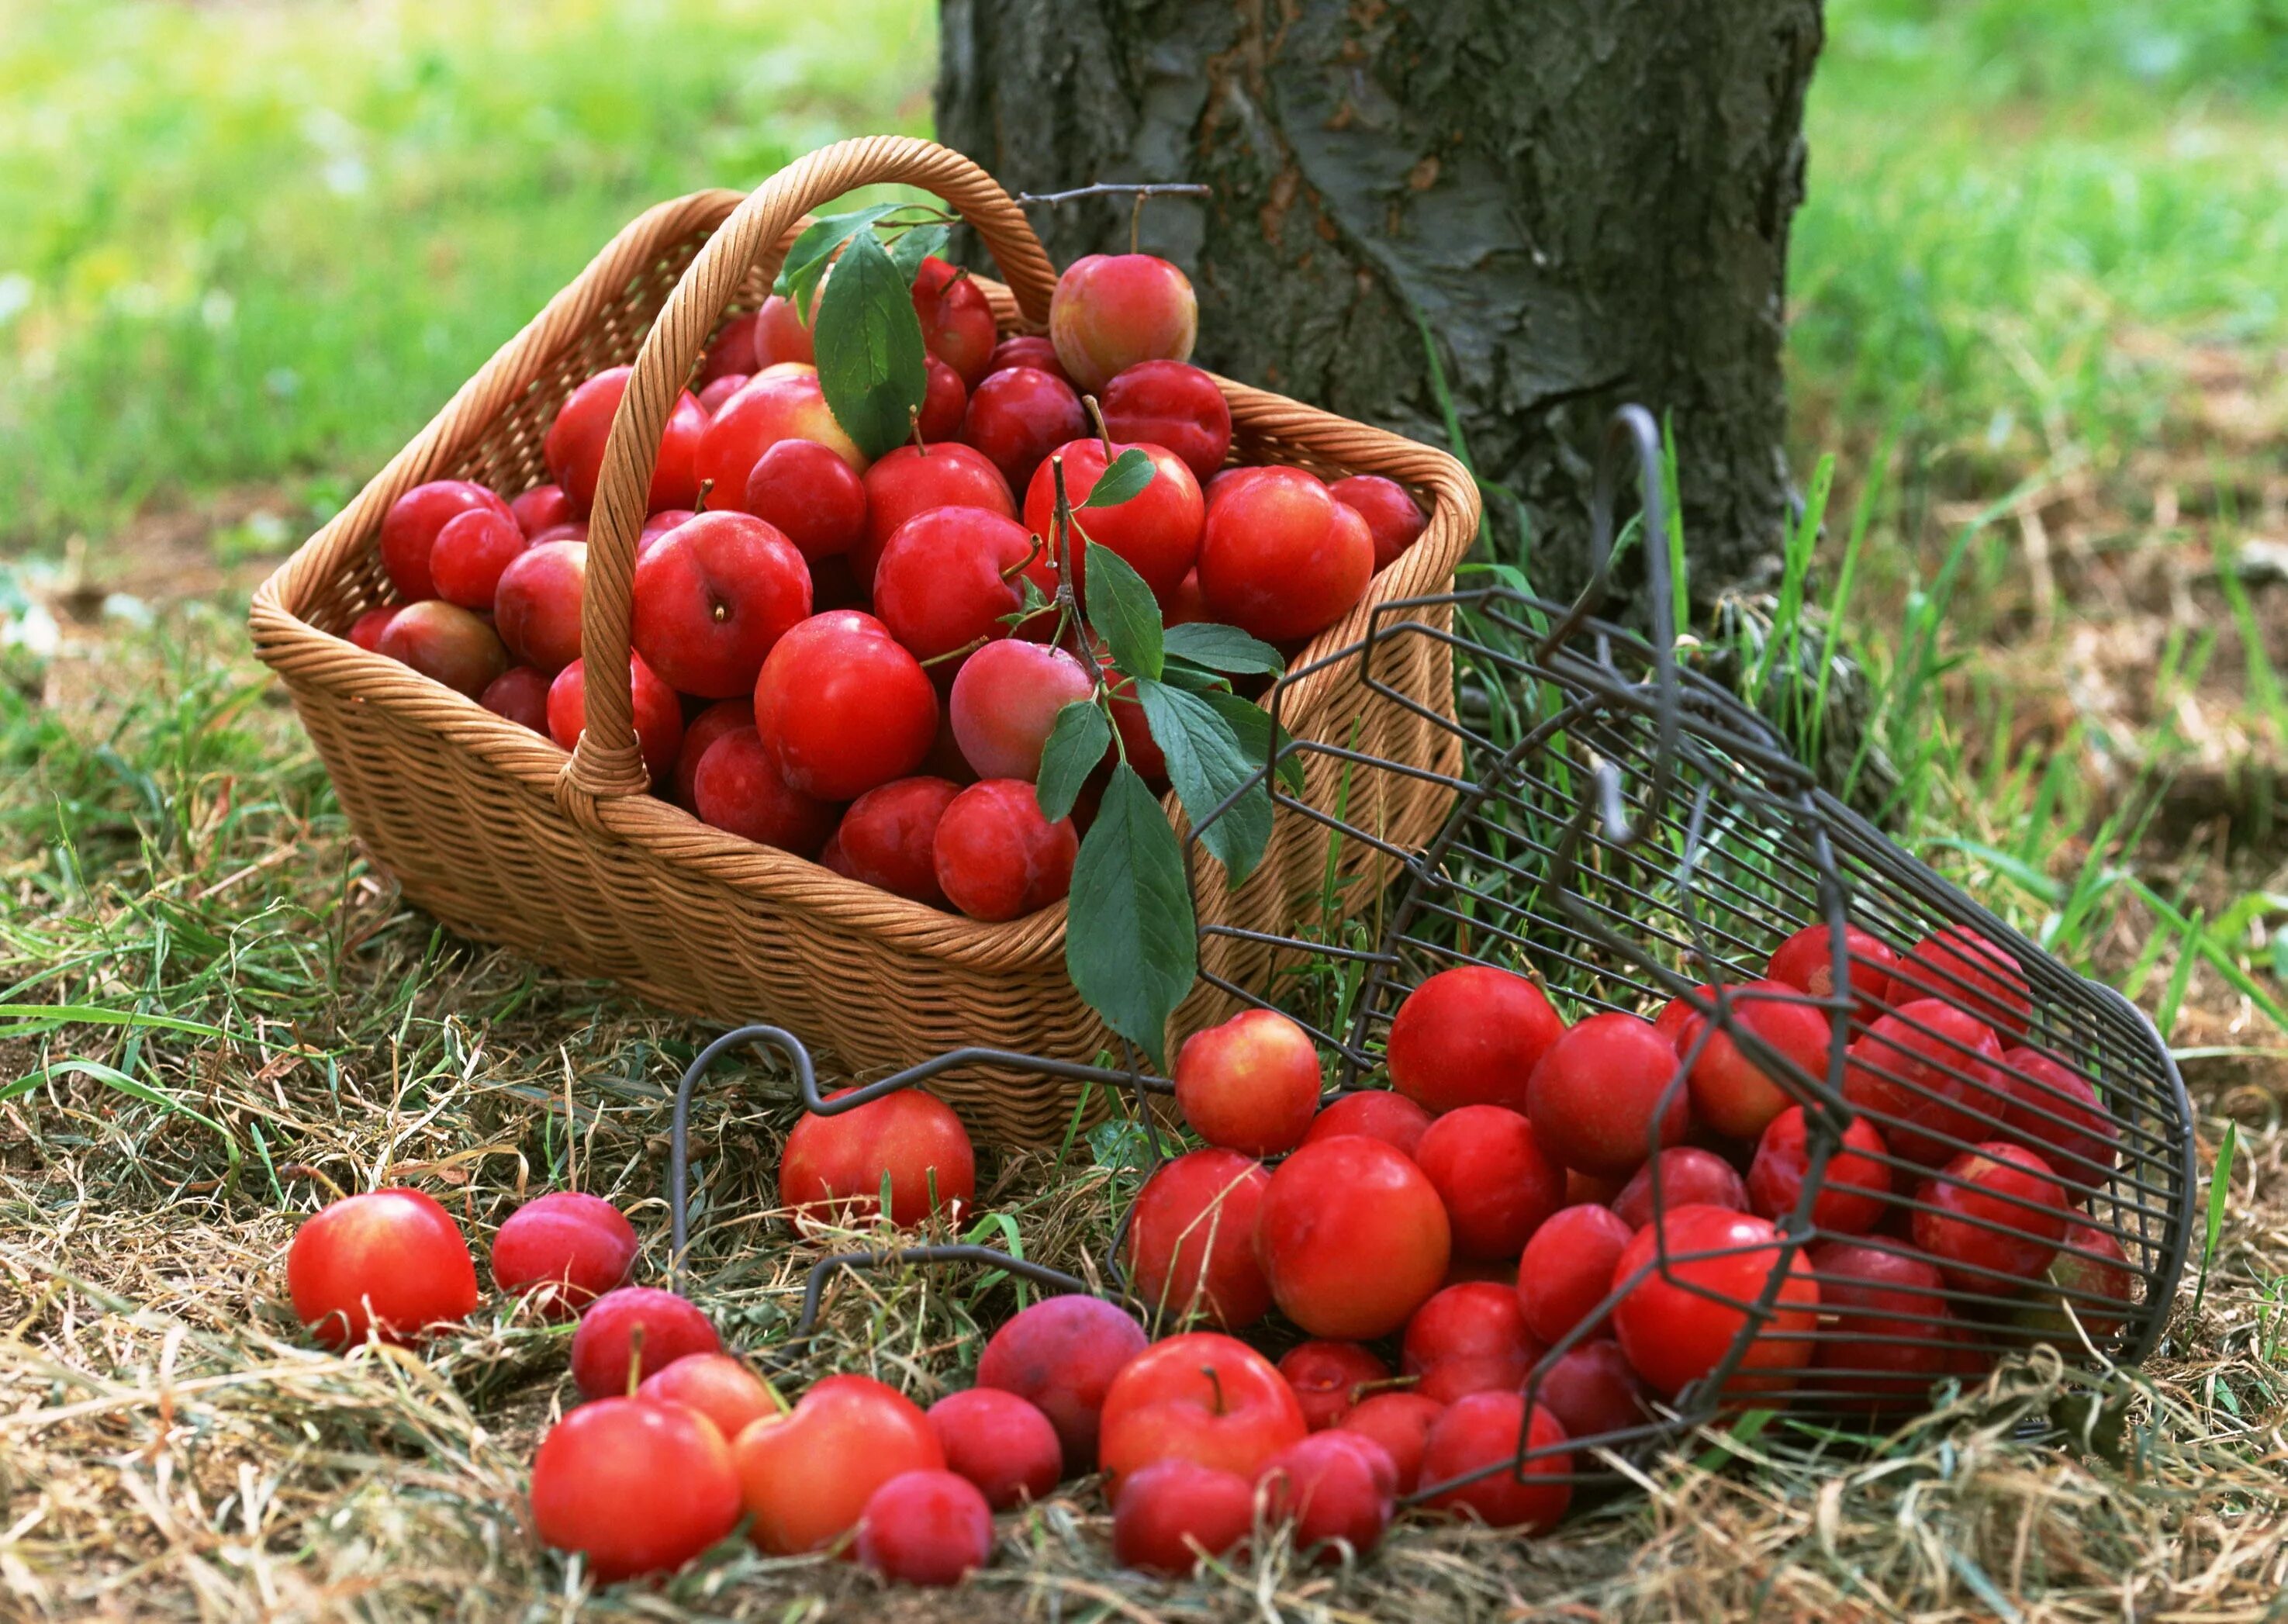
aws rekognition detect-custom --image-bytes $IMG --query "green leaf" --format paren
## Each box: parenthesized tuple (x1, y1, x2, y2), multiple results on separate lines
(1199, 688, 1305, 794)
(1156, 655, 1229, 692)
(811, 229, 930, 461)
(1084, 540, 1163, 681)
(1080, 448, 1156, 510)
(1162, 621, 1285, 676)
(774, 203, 905, 312)
(888, 223, 952, 284)
(1037, 700, 1111, 824)
(1136, 679, 1272, 883)
(1066, 764, 1195, 1070)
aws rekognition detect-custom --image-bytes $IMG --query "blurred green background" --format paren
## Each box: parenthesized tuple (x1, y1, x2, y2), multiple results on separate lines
(2, 0, 2282, 555)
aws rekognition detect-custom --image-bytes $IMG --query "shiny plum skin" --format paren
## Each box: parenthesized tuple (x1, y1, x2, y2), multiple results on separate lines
(739, 438, 867, 561)
(490, 1191, 638, 1318)
(1328, 474, 1429, 570)
(1526, 1012, 1694, 1178)
(1610, 1147, 1750, 1232)
(546, 654, 685, 782)
(1910, 1141, 2071, 1288)
(1195, 467, 1372, 644)
(287, 1188, 479, 1349)
(544, 367, 707, 515)
(975, 1294, 1150, 1474)
(948, 641, 1094, 782)
(1255, 1136, 1451, 1340)
(1173, 1009, 1324, 1157)
(1413, 1105, 1563, 1259)
(1049, 254, 1200, 393)
(854, 1469, 994, 1586)
(931, 779, 1077, 922)
(379, 479, 513, 602)
(1609, 1205, 1821, 1400)
(1098, 360, 1232, 484)
(871, 505, 1034, 663)
(752, 611, 939, 801)
(1747, 1107, 1892, 1233)
(1021, 438, 1203, 606)
(1111, 1459, 1254, 1576)
(778, 1085, 976, 1228)
(925, 1387, 1063, 1509)
(569, 1287, 722, 1400)
(690, 726, 838, 857)
(1517, 1203, 1634, 1344)
(529, 1398, 741, 1581)
(831, 777, 963, 905)
(959, 365, 1087, 492)
(1123, 1147, 1274, 1331)
(1385, 965, 1567, 1115)
(1416, 1394, 1572, 1532)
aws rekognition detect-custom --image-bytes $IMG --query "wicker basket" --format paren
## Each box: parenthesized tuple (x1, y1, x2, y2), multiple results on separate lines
(249, 136, 1478, 1143)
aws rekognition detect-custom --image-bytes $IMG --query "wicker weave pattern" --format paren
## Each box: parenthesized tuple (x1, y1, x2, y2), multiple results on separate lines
(251, 137, 1479, 1143)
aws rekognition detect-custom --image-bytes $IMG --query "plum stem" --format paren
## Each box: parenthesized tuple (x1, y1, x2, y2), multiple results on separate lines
(1084, 396, 1114, 461)
(624, 1322, 646, 1399)
(693, 478, 714, 516)
(1201, 1364, 1226, 1416)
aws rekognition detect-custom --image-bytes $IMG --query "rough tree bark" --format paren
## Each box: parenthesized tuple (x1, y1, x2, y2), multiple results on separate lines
(937, 0, 1824, 603)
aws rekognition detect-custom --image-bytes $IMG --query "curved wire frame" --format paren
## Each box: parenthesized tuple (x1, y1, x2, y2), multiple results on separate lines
(662, 405, 2196, 1511)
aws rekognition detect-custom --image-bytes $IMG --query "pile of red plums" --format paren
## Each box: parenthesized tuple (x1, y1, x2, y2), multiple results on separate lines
(350, 248, 1428, 924)
(280, 916, 2127, 1590)
(1125, 917, 2133, 1499)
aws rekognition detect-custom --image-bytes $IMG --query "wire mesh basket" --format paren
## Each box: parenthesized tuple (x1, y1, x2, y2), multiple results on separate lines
(665, 406, 2196, 1516)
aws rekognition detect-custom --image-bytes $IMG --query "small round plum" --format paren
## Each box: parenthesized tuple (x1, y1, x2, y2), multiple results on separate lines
(1516, 1203, 1634, 1345)
(1277, 1340, 1391, 1431)
(491, 1190, 638, 1318)
(873, 505, 1034, 662)
(287, 1188, 479, 1349)
(753, 610, 939, 800)
(700, 310, 764, 385)
(1301, 1090, 1433, 1158)
(429, 507, 531, 610)
(1257, 1430, 1397, 1563)
(1096, 1331, 1305, 1491)
(569, 1286, 723, 1400)
(544, 365, 707, 514)
(948, 641, 1094, 782)
(1111, 1459, 1253, 1576)
(1526, 1011, 1693, 1177)
(1049, 254, 1199, 393)
(1765, 922, 1900, 1026)
(1336, 1392, 1444, 1495)
(492, 539, 588, 676)
(1803, 1241, 1956, 1411)
(1532, 1339, 1652, 1445)
(779, 1086, 976, 1228)
(917, 355, 968, 442)
(1673, 979, 1834, 1141)
(1747, 1106, 1892, 1233)
(1413, 1104, 1563, 1259)
(1841, 999, 2010, 1166)
(732, 1374, 944, 1556)
(931, 779, 1077, 922)
(1892, 924, 2032, 1040)
(691, 726, 838, 857)
(960, 365, 1088, 492)
(1019, 439, 1203, 606)
(480, 666, 551, 734)
(1997, 1046, 2118, 1191)
(1911, 1141, 2070, 1288)
(632, 510, 812, 697)
(379, 479, 511, 602)
(1610, 1147, 1750, 1231)
(638, 1352, 777, 1444)
(1417, 1393, 1571, 1532)
(984, 334, 1067, 383)
(1327, 475, 1429, 571)
(831, 777, 963, 904)
(1174, 1009, 1323, 1156)
(510, 483, 575, 538)
(911, 257, 999, 388)
(547, 654, 685, 782)
(752, 292, 816, 368)
(347, 605, 401, 651)
(671, 698, 753, 811)
(740, 437, 867, 561)
(1256, 1135, 1450, 1340)
(2007, 1223, 2135, 1345)
(378, 600, 509, 699)
(1386, 965, 1566, 1115)
(1401, 1281, 1544, 1405)
(530, 1397, 741, 1581)
(1609, 1206, 1820, 1399)
(1099, 360, 1232, 484)
(975, 1294, 1149, 1474)
(1197, 467, 1372, 644)
(855, 1469, 994, 1586)
(1122, 1147, 1273, 1331)
(926, 1387, 1063, 1509)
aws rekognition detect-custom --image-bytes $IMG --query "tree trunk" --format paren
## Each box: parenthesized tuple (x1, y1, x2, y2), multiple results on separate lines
(936, 0, 1823, 603)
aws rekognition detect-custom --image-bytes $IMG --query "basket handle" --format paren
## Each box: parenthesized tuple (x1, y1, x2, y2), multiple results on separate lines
(560, 135, 1059, 807)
